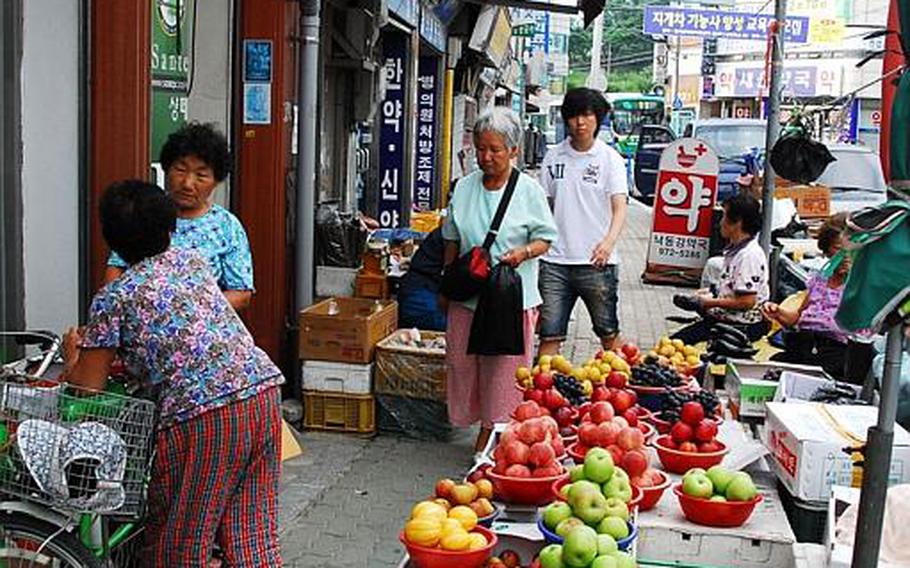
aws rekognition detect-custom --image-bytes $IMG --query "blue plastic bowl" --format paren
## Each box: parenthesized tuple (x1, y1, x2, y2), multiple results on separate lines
(477, 503, 504, 528)
(536, 515, 638, 551)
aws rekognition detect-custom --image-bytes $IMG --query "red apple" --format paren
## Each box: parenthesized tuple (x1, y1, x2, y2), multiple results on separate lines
(500, 550, 521, 568)
(680, 401, 706, 426)
(699, 440, 723, 453)
(504, 464, 532, 478)
(542, 389, 566, 410)
(514, 401, 542, 422)
(492, 461, 509, 475)
(577, 402, 592, 417)
(534, 371, 554, 390)
(694, 419, 718, 443)
(539, 407, 551, 417)
(591, 385, 610, 402)
(621, 449, 649, 478)
(500, 429, 520, 447)
(578, 423, 599, 447)
(551, 436, 565, 457)
(621, 342, 641, 362)
(519, 419, 547, 445)
(554, 406, 575, 428)
(531, 464, 562, 477)
(678, 441, 698, 453)
(611, 390, 635, 413)
(540, 416, 560, 438)
(467, 464, 491, 483)
(502, 440, 530, 465)
(661, 437, 678, 450)
(606, 371, 628, 389)
(435, 478, 456, 499)
(671, 421, 694, 444)
(524, 388, 545, 404)
(606, 444, 624, 465)
(612, 416, 629, 429)
(597, 422, 620, 447)
(622, 408, 639, 427)
(589, 401, 615, 424)
(617, 427, 645, 451)
(529, 441, 556, 468)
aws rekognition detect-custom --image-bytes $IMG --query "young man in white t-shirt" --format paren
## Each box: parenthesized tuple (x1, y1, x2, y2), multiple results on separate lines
(538, 88, 628, 355)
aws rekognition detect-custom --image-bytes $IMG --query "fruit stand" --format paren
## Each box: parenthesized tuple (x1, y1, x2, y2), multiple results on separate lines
(393, 338, 822, 568)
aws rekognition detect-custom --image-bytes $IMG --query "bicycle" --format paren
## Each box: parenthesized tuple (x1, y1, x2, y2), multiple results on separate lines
(0, 331, 156, 567)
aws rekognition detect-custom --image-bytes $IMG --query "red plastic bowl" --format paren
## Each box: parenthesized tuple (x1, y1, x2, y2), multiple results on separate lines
(649, 414, 723, 435)
(633, 406, 653, 421)
(400, 525, 497, 568)
(634, 471, 672, 511)
(551, 476, 643, 513)
(487, 467, 568, 506)
(567, 442, 588, 464)
(653, 436, 728, 474)
(628, 382, 691, 396)
(672, 484, 763, 527)
(638, 421, 657, 443)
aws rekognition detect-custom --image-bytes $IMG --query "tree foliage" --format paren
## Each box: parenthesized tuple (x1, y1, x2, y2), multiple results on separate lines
(568, 0, 658, 71)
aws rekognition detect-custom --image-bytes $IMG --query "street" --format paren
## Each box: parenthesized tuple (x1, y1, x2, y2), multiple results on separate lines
(277, 200, 686, 566)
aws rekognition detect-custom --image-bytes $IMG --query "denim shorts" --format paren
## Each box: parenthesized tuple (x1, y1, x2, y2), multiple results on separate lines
(538, 261, 619, 342)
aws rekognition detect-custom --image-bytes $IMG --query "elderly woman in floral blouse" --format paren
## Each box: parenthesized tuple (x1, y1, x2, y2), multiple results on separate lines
(64, 180, 283, 567)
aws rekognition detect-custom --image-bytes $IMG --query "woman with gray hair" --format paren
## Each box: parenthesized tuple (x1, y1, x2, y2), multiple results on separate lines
(440, 106, 558, 455)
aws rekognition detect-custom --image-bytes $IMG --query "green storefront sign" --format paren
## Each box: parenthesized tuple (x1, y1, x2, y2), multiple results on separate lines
(150, 0, 194, 185)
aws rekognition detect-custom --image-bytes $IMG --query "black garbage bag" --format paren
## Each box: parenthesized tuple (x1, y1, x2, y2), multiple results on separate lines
(770, 129, 836, 184)
(314, 204, 366, 267)
(467, 264, 524, 356)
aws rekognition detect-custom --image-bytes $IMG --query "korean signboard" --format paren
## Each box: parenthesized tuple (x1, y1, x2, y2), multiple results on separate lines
(420, 2, 447, 53)
(150, 0, 194, 186)
(378, 33, 408, 228)
(389, 0, 419, 27)
(715, 62, 840, 98)
(644, 139, 720, 285)
(643, 6, 809, 44)
(414, 57, 439, 212)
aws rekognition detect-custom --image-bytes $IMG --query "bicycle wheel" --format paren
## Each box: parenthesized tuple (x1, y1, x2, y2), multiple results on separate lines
(0, 513, 102, 568)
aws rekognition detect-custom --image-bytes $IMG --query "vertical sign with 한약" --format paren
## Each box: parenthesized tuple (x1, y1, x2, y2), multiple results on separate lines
(414, 56, 438, 211)
(378, 33, 408, 228)
(150, 0, 194, 187)
(643, 138, 719, 285)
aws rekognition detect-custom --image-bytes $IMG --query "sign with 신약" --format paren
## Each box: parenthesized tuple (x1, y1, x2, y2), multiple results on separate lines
(644, 138, 720, 285)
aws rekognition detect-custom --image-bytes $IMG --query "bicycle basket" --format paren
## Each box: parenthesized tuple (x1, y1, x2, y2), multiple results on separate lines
(0, 376, 156, 519)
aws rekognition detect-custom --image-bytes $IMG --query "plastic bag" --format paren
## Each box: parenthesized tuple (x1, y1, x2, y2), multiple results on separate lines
(467, 264, 524, 356)
(770, 129, 836, 184)
(315, 204, 367, 267)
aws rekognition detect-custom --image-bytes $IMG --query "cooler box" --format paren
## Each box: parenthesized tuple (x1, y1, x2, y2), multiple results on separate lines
(764, 402, 910, 502)
(298, 297, 397, 364)
(301, 360, 372, 394)
(725, 360, 828, 419)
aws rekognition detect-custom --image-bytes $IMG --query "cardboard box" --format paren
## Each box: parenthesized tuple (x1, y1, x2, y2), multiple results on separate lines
(764, 403, 910, 502)
(775, 183, 831, 218)
(298, 297, 398, 363)
(726, 360, 828, 419)
(280, 419, 303, 461)
(301, 359, 373, 394)
(772, 371, 862, 405)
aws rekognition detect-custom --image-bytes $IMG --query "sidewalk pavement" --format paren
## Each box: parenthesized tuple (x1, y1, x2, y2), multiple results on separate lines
(277, 200, 687, 567)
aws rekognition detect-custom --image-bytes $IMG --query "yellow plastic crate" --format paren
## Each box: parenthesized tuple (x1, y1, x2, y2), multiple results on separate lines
(303, 390, 375, 435)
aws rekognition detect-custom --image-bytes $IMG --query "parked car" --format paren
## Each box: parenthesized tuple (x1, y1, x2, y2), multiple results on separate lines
(633, 118, 767, 204)
(814, 144, 888, 214)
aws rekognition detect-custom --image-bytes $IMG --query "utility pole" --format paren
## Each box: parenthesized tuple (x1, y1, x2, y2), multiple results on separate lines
(587, 14, 606, 91)
(296, 0, 320, 311)
(673, 35, 681, 131)
(759, 0, 787, 254)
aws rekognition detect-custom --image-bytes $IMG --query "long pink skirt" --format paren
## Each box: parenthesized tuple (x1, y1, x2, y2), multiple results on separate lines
(445, 303, 537, 428)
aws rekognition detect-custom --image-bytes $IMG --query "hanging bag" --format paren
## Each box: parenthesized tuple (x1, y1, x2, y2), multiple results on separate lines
(440, 169, 520, 302)
(468, 263, 525, 355)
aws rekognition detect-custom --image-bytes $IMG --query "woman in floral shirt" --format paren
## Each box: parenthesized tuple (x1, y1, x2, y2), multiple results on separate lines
(63, 180, 284, 566)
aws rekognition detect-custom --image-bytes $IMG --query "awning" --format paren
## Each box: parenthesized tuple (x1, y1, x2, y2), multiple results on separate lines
(464, 0, 580, 16)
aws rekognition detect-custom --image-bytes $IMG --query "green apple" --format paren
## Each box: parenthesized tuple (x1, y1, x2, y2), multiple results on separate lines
(569, 464, 586, 482)
(584, 447, 615, 484)
(568, 480, 601, 500)
(611, 467, 629, 483)
(568, 482, 609, 525)
(596, 516, 630, 540)
(681, 473, 714, 499)
(684, 468, 707, 479)
(556, 517, 586, 539)
(710, 495, 728, 502)
(539, 544, 565, 568)
(602, 476, 633, 503)
(543, 501, 573, 530)
(725, 472, 758, 502)
(560, 484, 572, 500)
(591, 555, 618, 568)
(602, 497, 629, 521)
(613, 551, 637, 568)
(596, 533, 618, 556)
(562, 525, 598, 568)
(706, 465, 734, 495)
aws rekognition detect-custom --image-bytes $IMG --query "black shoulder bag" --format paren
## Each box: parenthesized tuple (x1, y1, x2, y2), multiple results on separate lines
(440, 168, 519, 302)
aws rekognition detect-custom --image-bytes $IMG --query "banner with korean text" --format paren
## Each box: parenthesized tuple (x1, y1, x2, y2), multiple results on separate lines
(379, 33, 409, 228)
(414, 57, 439, 211)
(643, 6, 809, 44)
(644, 138, 720, 286)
